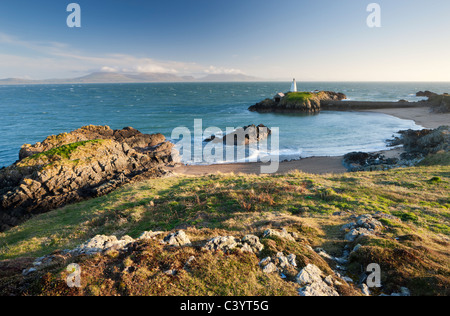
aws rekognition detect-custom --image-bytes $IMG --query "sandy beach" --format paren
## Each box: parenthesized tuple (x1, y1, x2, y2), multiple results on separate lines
(171, 106, 448, 176)
(362, 106, 450, 129)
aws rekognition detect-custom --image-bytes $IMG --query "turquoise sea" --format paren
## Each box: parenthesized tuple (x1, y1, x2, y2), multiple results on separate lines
(1, 82, 449, 167)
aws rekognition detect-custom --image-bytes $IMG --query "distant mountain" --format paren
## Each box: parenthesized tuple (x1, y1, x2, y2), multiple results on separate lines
(0, 78, 36, 85)
(0, 72, 262, 85)
(197, 73, 261, 82)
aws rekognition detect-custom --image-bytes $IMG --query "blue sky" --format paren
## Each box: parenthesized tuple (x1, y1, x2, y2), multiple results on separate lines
(0, 0, 449, 81)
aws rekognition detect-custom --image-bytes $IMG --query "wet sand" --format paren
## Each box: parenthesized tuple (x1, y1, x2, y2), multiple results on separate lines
(361, 107, 450, 129)
(170, 156, 347, 176)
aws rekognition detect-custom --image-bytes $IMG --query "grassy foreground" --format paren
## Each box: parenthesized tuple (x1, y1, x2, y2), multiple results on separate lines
(0, 164, 449, 296)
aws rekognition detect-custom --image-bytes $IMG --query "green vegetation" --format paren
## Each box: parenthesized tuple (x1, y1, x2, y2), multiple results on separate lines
(285, 92, 315, 103)
(21, 140, 105, 164)
(1, 165, 449, 260)
(0, 164, 449, 296)
(419, 152, 450, 166)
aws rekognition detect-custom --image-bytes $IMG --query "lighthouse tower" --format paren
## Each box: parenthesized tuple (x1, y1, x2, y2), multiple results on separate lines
(290, 78, 297, 92)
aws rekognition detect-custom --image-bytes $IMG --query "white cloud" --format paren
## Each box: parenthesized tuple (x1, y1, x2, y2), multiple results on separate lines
(204, 66, 245, 75)
(0, 32, 248, 79)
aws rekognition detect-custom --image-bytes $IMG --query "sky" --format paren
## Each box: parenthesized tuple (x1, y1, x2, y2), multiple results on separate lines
(0, 0, 450, 81)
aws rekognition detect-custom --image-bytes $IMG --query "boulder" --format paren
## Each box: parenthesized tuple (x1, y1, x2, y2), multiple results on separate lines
(72, 234, 135, 255)
(262, 228, 296, 242)
(345, 228, 374, 242)
(163, 231, 191, 247)
(207, 124, 271, 146)
(241, 235, 264, 253)
(138, 231, 164, 240)
(298, 280, 340, 297)
(296, 264, 340, 296)
(295, 264, 324, 285)
(262, 263, 278, 274)
(203, 236, 239, 252)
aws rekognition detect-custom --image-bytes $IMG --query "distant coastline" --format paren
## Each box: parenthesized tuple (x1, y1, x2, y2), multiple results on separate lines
(0, 72, 264, 85)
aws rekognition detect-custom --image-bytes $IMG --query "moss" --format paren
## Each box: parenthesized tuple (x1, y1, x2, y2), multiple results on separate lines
(392, 211, 419, 223)
(19, 139, 105, 167)
(428, 176, 442, 183)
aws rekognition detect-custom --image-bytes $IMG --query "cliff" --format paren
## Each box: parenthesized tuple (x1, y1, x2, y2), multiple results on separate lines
(0, 126, 179, 231)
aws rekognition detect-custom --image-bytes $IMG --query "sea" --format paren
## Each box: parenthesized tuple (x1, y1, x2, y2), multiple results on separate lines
(1, 82, 449, 167)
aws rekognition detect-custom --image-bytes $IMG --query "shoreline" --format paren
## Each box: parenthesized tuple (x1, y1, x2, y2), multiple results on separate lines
(359, 106, 450, 129)
(171, 106, 447, 176)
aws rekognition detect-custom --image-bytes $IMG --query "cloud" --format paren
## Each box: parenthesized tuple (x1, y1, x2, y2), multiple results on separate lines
(204, 66, 245, 75)
(0, 32, 247, 79)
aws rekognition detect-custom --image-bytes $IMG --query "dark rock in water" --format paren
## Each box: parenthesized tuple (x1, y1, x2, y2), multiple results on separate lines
(0, 125, 180, 232)
(204, 135, 217, 143)
(207, 124, 271, 146)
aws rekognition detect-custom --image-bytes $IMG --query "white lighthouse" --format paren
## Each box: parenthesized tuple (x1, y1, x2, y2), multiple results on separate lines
(290, 78, 297, 92)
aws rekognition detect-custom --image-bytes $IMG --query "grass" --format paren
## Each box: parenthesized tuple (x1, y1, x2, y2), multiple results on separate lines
(17, 139, 106, 169)
(285, 92, 315, 103)
(1, 165, 449, 260)
(0, 164, 449, 295)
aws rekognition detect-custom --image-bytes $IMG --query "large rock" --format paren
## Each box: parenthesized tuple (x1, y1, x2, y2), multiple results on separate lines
(262, 228, 296, 242)
(241, 235, 264, 253)
(298, 280, 340, 296)
(203, 236, 239, 252)
(249, 91, 347, 113)
(163, 231, 191, 247)
(295, 264, 339, 296)
(72, 235, 135, 255)
(0, 126, 180, 231)
(295, 264, 324, 285)
(296, 264, 340, 296)
(387, 126, 449, 163)
(343, 152, 400, 172)
(341, 214, 384, 242)
(206, 124, 271, 146)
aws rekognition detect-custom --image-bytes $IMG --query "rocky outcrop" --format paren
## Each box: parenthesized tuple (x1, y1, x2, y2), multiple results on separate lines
(0, 126, 180, 231)
(248, 91, 347, 113)
(388, 126, 449, 159)
(163, 231, 192, 247)
(202, 234, 264, 254)
(296, 264, 340, 296)
(262, 228, 296, 242)
(343, 152, 400, 172)
(416, 91, 450, 113)
(205, 124, 271, 146)
(344, 126, 449, 172)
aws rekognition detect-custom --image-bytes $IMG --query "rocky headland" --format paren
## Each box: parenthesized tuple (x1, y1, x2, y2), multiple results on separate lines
(343, 126, 449, 172)
(416, 91, 450, 113)
(0, 126, 180, 232)
(248, 91, 347, 113)
(249, 90, 450, 114)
